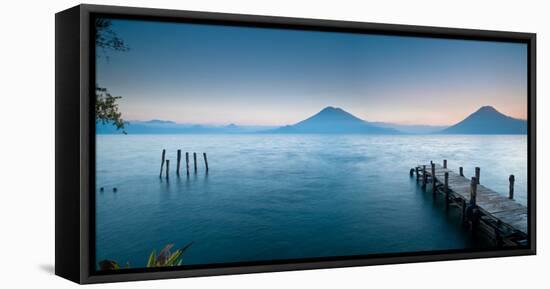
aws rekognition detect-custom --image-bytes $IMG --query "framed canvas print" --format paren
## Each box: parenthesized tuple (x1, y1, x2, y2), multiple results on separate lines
(55, 4, 536, 284)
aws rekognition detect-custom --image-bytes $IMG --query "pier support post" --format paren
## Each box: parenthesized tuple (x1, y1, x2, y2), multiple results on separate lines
(431, 162, 436, 194)
(459, 166, 463, 177)
(165, 160, 170, 179)
(443, 159, 447, 169)
(494, 227, 503, 247)
(475, 167, 480, 184)
(415, 167, 419, 182)
(409, 168, 414, 177)
(185, 152, 190, 175)
(176, 150, 181, 176)
(422, 165, 427, 189)
(159, 149, 166, 178)
(509, 175, 515, 199)
(444, 172, 449, 208)
(193, 152, 197, 173)
(203, 153, 209, 172)
(462, 199, 467, 223)
(470, 177, 477, 206)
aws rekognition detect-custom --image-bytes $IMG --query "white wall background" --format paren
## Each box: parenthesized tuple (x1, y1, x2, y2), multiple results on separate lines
(0, 0, 547, 287)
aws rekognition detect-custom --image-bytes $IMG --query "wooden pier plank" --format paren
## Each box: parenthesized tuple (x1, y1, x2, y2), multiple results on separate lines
(417, 163, 527, 235)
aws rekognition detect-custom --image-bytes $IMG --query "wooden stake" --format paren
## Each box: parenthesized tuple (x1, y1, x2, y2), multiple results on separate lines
(176, 150, 181, 176)
(165, 160, 170, 179)
(509, 174, 515, 200)
(422, 165, 427, 189)
(431, 162, 436, 194)
(415, 167, 419, 182)
(409, 168, 414, 177)
(185, 152, 190, 175)
(443, 159, 447, 169)
(475, 167, 480, 184)
(159, 149, 166, 178)
(462, 199, 467, 223)
(459, 166, 464, 177)
(470, 177, 477, 205)
(193, 152, 197, 173)
(203, 153, 209, 172)
(444, 172, 449, 208)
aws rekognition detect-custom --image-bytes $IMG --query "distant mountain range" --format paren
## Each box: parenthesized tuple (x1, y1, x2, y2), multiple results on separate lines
(370, 122, 448, 134)
(96, 120, 275, 134)
(269, 106, 399, 134)
(441, 106, 527, 134)
(97, 105, 526, 135)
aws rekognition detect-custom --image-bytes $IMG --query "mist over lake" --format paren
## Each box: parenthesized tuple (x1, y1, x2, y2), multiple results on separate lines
(95, 134, 527, 267)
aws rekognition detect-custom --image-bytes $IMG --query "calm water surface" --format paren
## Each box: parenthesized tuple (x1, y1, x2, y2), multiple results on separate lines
(96, 134, 527, 267)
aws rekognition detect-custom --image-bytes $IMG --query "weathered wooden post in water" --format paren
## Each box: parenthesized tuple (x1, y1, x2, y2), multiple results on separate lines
(422, 165, 427, 189)
(176, 150, 181, 176)
(443, 159, 447, 169)
(470, 177, 477, 205)
(462, 199, 467, 223)
(431, 162, 436, 194)
(509, 174, 515, 199)
(165, 160, 170, 180)
(444, 172, 449, 208)
(459, 167, 464, 177)
(185, 152, 190, 175)
(193, 152, 197, 173)
(203, 153, 209, 172)
(159, 149, 166, 178)
(409, 168, 414, 177)
(415, 167, 419, 182)
(475, 167, 480, 184)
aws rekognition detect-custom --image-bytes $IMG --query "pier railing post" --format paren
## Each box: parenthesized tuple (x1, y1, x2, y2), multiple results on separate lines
(203, 153, 209, 172)
(159, 149, 166, 178)
(459, 166, 463, 177)
(185, 152, 190, 175)
(444, 172, 449, 208)
(176, 150, 181, 176)
(509, 175, 515, 199)
(193, 152, 197, 173)
(443, 159, 447, 169)
(165, 160, 170, 179)
(475, 167, 480, 184)
(470, 177, 477, 205)
(431, 162, 436, 194)
(422, 165, 427, 189)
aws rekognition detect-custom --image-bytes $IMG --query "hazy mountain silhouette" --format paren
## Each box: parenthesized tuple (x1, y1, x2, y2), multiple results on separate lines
(441, 106, 527, 134)
(270, 106, 399, 134)
(371, 122, 448, 134)
(96, 120, 274, 134)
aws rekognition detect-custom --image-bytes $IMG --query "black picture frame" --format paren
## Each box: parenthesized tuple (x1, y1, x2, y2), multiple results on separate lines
(55, 4, 536, 284)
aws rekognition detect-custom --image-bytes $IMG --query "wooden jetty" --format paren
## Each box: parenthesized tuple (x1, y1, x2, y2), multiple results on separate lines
(412, 161, 528, 247)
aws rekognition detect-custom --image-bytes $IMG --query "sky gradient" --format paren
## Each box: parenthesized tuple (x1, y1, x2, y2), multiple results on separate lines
(96, 19, 528, 126)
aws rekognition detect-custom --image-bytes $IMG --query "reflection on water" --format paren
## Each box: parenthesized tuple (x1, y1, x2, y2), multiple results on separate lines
(96, 134, 527, 268)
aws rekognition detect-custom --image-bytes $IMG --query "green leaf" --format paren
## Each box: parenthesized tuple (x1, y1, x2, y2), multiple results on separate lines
(147, 250, 156, 267)
(165, 250, 182, 266)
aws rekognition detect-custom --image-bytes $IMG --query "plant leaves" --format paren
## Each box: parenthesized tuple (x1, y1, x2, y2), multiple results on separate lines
(99, 260, 120, 270)
(147, 250, 156, 267)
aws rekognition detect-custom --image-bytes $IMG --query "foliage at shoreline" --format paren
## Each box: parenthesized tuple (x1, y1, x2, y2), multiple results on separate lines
(99, 242, 193, 270)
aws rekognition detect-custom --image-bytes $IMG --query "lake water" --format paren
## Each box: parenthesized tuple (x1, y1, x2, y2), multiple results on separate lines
(95, 134, 527, 268)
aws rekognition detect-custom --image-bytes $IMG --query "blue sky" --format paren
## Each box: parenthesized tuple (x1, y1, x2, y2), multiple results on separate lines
(96, 19, 527, 126)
